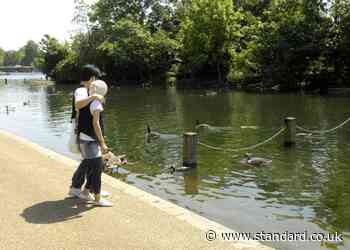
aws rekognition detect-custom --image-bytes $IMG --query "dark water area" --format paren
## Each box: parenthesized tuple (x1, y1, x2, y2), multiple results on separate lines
(1, 73, 350, 249)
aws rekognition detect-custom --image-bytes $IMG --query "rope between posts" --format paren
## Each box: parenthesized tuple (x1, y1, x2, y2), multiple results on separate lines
(296, 117, 350, 134)
(198, 127, 286, 152)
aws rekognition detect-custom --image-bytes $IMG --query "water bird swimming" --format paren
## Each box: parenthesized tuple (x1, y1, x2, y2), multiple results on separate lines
(164, 165, 192, 174)
(146, 124, 161, 140)
(240, 125, 259, 129)
(195, 120, 211, 129)
(205, 91, 217, 96)
(241, 153, 272, 166)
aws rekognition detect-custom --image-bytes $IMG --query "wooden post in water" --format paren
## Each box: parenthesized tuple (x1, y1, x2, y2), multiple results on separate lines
(284, 117, 296, 146)
(183, 132, 198, 167)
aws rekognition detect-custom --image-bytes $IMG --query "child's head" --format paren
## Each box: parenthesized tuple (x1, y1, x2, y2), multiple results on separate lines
(90, 80, 108, 97)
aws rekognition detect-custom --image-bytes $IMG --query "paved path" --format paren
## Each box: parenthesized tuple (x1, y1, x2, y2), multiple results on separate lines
(0, 130, 273, 250)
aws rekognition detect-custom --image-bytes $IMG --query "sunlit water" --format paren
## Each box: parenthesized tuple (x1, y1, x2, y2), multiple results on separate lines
(1, 73, 350, 249)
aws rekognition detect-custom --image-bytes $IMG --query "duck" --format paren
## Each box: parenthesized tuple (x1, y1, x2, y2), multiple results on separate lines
(205, 91, 217, 96)
(241, 153, 272, 166)
(240, 125, 259, 129)
(164, 165, 191, 174)
(23, 101, 30, 106)
(195, 120, 211, 130)
(146, 124, 161, 140)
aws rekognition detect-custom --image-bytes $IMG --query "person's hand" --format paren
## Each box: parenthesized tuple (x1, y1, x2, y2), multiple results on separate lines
(91, 94, 105, 103)
(100, 142, 109, 154)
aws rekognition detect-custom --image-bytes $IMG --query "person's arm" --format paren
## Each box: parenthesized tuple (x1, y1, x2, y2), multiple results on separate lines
(92, 110, 109, 154)
(75, 94, 104, 111)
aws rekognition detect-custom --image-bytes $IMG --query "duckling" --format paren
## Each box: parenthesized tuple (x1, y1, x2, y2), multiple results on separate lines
(241, 153, 272, 166)
(146, 124, 161, 140)
(195, 120, 211, 130)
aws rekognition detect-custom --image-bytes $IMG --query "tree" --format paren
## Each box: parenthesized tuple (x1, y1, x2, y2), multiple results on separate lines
(3, 50, 23, 66)
(179, 0, 242, 83)
(98, 18, 178, 83)
(0, 47, 4, 66)
(36, 35, 68, 78)
(21, 40, 39, 66)
(329, 0, 350, 84)
(90, 0, 157, 32)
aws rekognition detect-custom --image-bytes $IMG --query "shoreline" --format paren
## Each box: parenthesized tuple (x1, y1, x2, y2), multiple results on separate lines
(0, 129, 272, 250)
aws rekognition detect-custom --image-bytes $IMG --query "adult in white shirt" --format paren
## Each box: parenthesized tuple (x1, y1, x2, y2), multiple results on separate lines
(68, 65, 105, 198)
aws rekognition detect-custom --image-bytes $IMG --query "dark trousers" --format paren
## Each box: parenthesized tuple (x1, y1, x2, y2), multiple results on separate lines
(71, 157, 104, 194)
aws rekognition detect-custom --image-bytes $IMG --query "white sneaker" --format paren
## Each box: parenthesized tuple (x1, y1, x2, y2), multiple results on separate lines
(100, 190, 110, 197)
(68, 187, 81, 197)
(78, 192, 95, 201)
(94, 199, 113, 207)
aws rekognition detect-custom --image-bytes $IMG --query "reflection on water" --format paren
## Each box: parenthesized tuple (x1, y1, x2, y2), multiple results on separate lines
(1, 73, 350, 249)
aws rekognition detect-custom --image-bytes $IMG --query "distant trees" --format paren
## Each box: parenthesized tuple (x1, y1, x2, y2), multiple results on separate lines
(33, 0, 350, 91)
(21, 41, 39, 66)
(0, 40, 39, 67)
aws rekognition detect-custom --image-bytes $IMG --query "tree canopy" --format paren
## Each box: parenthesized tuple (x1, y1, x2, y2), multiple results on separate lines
(32, 0, 350, 91)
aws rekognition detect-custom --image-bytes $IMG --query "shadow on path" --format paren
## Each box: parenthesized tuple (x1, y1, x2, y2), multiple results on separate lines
(21, 198, 94, 224)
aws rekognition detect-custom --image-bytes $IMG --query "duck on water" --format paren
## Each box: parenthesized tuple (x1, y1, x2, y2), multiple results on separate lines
(240, 153, 272, 166)
(195, 120, 211, 130)
(195, 120, 231, 132)
(146, 124, 178, 142)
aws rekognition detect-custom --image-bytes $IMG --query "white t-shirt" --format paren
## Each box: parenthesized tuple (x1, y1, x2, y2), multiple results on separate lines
(74, 87, 88, 102)
(74, 87, 104, 141)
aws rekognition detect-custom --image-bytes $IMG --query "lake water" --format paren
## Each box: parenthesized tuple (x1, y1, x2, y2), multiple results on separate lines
(1, 73, 350, 249)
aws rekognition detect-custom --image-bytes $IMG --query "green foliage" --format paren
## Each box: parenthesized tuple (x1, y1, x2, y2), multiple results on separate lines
(179, 0, 235, 82)
(98, 18, 178, 83)
(90, 0, 156, 31)
(3, 50, 23, 66)
(30, 0, 350, 91)
(21, 40, 39, 66)
(329, 0, 350, 83)
(0, 47, 5, 66)
(53, 52, 80, 83)
(36, 35, 68, 78)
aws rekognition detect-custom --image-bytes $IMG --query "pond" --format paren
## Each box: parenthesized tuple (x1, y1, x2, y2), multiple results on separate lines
(1, 73, 349, 250)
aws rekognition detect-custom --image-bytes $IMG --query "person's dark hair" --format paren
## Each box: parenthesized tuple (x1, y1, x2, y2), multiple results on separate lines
(80, 64, 101, 81)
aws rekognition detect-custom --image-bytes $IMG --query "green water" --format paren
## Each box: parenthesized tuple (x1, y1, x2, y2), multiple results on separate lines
(1, 74, 350, 249)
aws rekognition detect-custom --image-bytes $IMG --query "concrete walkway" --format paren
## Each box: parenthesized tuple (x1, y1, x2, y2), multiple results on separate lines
(0, 130, 273, 250)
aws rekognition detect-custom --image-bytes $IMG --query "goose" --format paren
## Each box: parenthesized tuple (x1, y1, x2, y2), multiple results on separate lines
(241, 153, 272, 166)
(195, 120, 211, 130)
(146, 124, 161, 140)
